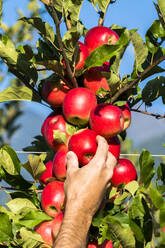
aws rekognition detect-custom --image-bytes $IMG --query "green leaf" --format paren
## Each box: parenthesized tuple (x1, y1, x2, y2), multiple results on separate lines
(125, 181, 139, 196)
(7, 198, 36, 214)
(66, 122, 79, 136)
(18, 208, 52, 228)
(0, 145, 21, 175)
(0, 213, 13, 242)
(90, 0, 112, 13)
(19, 227, 43, 248)
(53, 130, 67, 144)
(85, 44, 121, 69)
(146, 20, 165, 54)
(139, 149, 155, 188)
(142, 76, 165, 103)
(160, 207, 165, 227)
(1, 168, 32, 189)
(104, 216, 135, 247)
(149, 186, 165, 209)
(158, 0, 165, 24)
(130, 30, 148, 72)
(20, 17, 55, 43)
(114, 192, 130, 205)
(0, 35, 18, 65)
(0, 86, 41, 103)
(128, 194, 152, 243)
(63, 23, 85, 57)
(23, 154, 46, 180)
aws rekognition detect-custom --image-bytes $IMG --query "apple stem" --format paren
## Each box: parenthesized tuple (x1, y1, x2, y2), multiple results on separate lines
(111, 54, 165, 104)
(47, 1, 78, 88)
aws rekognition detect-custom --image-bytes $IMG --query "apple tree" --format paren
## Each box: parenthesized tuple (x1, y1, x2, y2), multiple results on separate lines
(0, 0, 165, 247)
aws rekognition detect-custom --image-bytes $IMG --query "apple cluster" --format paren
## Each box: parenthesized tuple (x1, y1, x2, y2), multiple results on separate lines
(36, 26, 137, 247)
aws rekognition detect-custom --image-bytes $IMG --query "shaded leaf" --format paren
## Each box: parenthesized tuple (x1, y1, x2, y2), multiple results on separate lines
(1, 168, 32, 189)
(0, 86, 41, 103)
(21, 17, 55, 43)
(130, 30, 148, 72)
(104, 216, 135, 247)
(139, 149, 155, 188)
(142, 76, 165, 103)
(146, 20, 165, 54)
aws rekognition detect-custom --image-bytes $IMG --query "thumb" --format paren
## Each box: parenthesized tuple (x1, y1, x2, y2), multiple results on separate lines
(66, 151, 79, 175)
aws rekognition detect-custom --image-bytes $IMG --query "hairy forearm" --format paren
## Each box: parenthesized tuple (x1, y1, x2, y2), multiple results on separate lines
(54, 202, 92, 248)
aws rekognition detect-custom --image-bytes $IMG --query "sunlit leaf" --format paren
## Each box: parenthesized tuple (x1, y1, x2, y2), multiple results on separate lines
(23, 154, 46, 180)
(7, 198, 36, 214)
(0, 86, 41, 103)
(0, 213, 13, 242)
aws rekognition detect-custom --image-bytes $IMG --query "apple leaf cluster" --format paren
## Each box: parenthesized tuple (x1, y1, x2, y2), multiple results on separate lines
(0, 0, 165, 247)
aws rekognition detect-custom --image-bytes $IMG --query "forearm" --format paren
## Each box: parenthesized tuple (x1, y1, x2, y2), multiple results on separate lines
(54, 202, 92, 248)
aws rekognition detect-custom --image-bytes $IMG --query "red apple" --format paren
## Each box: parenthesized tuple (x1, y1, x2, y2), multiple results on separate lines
(84, 26, 119, 53)
(83, 69, 110, 95)
(119, 103, 131, 130)
(52, 212, 63, 238)
(44, 114, 70, 152)
(63, 88, 97, 126)
(108, 136, 120, 159)
(53, 150, 67, 180)
(75, 41, 89, 71)
(39, 160, 54, 185)
(68, 129, 97, 166)
(90, 104, 124, 138)
(41, 112, 57, 136)
(100, 240, 113, 248)
(42, 80, 70, 108)
(87, 241, 99, 248)
(35, 220, 54, 246)
(111, 158, 137, 187)
(41, 181, 65, 218)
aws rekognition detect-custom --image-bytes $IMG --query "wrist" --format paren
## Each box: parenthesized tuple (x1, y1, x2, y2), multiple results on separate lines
(54, 201, 92, 248)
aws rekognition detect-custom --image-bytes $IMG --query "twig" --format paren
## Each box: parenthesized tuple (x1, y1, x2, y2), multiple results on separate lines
(131, 108, 165, 119)
(0, 186, 43, 193)
(111, 54, 165, 103)
(48, 1, 78, 88)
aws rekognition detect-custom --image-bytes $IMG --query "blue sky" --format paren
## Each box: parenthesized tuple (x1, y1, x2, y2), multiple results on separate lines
(1, 0, 165, 152)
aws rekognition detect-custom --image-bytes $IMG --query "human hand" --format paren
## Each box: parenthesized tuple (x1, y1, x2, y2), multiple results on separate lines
(64, 135, 117, 217)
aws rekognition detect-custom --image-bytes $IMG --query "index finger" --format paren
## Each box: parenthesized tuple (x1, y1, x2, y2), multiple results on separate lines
(91, 135, 109, 166)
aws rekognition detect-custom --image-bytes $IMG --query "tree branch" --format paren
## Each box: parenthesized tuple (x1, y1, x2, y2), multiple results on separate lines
(48, 1, 78, 88)
(111, 54, 165, 103)
(131, 108, 165, 119)
(0, 186, 43, 193)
